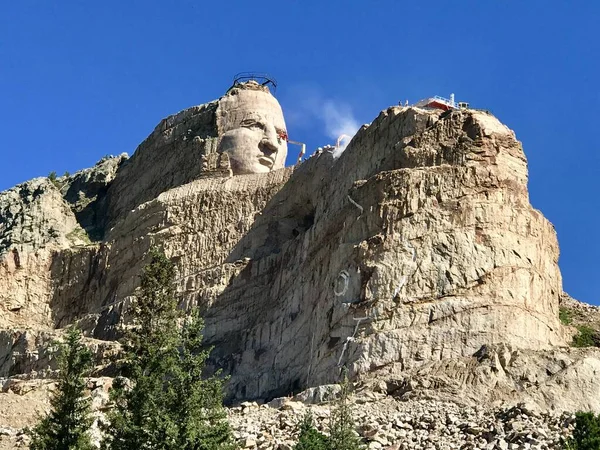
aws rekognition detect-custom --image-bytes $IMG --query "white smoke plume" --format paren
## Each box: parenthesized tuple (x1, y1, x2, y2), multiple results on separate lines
(322, 102, 359, 138)
(321, 100, 360, 158)
(285, 86, 361, 159)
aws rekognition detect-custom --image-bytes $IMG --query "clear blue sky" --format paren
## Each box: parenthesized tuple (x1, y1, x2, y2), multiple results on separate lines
(1, 1, 598, 305)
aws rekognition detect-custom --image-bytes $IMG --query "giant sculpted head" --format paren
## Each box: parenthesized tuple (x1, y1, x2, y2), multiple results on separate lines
(216, 82, 288, 175)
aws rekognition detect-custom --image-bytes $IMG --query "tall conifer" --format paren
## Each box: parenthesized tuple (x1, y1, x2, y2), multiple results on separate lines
(327, 372, 364, 450)
(103, 247, 236, 449)
(29, 327, 94, 450)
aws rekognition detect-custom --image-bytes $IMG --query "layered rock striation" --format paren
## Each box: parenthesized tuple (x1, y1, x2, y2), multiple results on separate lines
(194, 107, 566, 399)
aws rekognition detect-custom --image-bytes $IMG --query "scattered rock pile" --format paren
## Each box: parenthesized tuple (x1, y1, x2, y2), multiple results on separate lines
(229, 394, 575, 450)
(0, 379, 580, 449)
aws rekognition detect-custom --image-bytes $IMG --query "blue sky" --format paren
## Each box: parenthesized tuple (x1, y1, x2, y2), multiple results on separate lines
(1, 1, 598, 304)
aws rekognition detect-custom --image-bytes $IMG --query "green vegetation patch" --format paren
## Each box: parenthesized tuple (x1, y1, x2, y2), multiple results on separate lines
(559, 307, 573, 325)
(559, 306, 600, 348)
(102, 247, 236, 450)
(293, 373, 364, 450)
(572, 325, 600, 348)
(566, 412, 600, 449)
(27, 327, 94, 450)
(66, 228, 92, 245)
(295, 411, 329, 450)
(47, 171, 70, 190)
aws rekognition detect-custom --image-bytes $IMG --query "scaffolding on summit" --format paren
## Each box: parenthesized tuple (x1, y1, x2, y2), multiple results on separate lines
(413, 93, 469, 111)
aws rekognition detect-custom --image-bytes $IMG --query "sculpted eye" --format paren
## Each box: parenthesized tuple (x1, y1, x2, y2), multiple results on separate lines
(241, 119, 265, 130)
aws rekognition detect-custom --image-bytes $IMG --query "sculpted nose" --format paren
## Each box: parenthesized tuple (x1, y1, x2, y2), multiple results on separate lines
(260, 125, 279, 155)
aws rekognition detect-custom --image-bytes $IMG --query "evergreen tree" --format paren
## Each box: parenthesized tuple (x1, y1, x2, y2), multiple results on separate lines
(102, 247, 236, 450)
(294, 411, 329, 450)
(28, 327, 94, 450)
(327, 371, 364, 450)
(169, 309, 236, 449)
(568, 412, 600, 450)
(292, 373, 363, 450)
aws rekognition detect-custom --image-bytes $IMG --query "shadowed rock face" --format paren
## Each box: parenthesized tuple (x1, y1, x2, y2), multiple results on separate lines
(102, 101, 220, 232)
(0, 96, 572, 405)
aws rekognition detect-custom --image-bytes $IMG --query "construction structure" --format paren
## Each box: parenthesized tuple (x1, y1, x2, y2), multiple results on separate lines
(232, 72, 277, 92)
(413, 94, 469, 111)
(277, 130, 306, 165)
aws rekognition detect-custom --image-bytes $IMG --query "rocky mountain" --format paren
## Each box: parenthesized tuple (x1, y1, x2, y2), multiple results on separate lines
(0, 81, 599, 448)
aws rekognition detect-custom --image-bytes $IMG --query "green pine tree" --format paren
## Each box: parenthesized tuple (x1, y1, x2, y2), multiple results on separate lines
(169, 309, 236, 449)
(567, 412, 600, 450)
(327, 371, 364, 450)
(294, 411, 329, 450)
(102, 247, 236, 450)
(28, 327, 94, 450)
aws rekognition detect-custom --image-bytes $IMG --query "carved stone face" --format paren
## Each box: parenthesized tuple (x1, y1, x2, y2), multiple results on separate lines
(217, 87, 288, 175)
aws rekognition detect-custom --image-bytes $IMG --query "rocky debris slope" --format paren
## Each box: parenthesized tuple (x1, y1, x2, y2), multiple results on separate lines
(0, 376, 114, 450)
(560, 294, 600, 318)
(559, 293, 600, 344)
(228, 394, 576, 450)
(0, 380, 577, 450)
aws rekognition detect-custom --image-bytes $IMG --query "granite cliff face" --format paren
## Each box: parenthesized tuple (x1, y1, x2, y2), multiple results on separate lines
(0, 85, 593, 419)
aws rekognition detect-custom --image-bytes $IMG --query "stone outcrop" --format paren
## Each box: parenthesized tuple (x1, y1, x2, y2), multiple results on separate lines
(559, 293, 600, 341)
(0, 178, 87, 329)
(0, 329, 118, 380)
(0, 177, 84, 256)
(0, 82, 594, 436)
(61, 154, 127, 239)
(0, 156, 127, 330)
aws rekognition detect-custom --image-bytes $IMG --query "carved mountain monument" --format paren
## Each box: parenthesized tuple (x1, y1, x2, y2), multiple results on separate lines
(1, 79, 599, 445)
